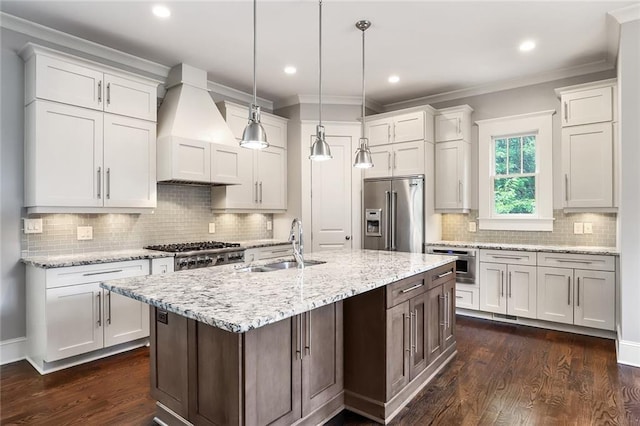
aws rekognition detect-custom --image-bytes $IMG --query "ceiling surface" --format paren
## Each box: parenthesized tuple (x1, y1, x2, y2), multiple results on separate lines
(0, 1, 633, 106)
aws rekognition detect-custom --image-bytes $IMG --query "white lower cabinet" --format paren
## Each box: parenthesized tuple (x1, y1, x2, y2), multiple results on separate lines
(479, 262, 537, 319)
(27, 258, 171, 373)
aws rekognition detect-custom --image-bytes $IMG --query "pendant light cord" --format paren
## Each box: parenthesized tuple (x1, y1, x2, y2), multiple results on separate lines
(319, 0, 323, 127)
(361, 24, 366, 142)
(253, 0, 257, 107)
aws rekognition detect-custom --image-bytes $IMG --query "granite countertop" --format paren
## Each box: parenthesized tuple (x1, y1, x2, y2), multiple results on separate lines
(101, 249, 456, 333)
(21, 240, 290, 269)
(425, 241, 619, 256)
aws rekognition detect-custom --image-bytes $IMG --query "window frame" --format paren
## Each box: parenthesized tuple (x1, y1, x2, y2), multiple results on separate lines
(476, 110, 555, 231)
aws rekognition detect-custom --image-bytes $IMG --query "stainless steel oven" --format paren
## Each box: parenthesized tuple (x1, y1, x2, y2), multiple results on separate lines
(426, 246, 477, 285)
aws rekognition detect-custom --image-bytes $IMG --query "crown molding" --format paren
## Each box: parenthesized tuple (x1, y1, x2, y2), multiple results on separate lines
(609, 4, 640, 24)
(383, 59, 614, 111)
(273, 94, 383, 113)
(206, 81, 273, 111)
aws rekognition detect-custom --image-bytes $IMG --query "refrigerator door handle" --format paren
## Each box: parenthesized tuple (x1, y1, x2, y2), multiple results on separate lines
(384, 190, 391, 249)
(391, 191, 398, 250)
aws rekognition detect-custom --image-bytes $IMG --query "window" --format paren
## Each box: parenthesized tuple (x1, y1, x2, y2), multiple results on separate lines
(493, 134, 536, 215)
(477, 111, 554, 231)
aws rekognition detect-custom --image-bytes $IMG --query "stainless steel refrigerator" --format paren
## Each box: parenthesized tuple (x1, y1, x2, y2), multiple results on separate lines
(363, 175, 424, 253)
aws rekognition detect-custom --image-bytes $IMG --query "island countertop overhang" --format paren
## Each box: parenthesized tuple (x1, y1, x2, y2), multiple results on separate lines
(101, 249, 456, 333)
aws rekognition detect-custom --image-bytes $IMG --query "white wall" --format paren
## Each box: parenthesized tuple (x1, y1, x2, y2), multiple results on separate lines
(617, 18, 640, 366)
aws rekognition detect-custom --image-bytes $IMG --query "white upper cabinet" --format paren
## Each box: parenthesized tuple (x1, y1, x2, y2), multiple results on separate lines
(435, 105, 473, 142)
(556, 79, 617, 210)
(363, 141, 425, 179)
(218, 101, 288, 149)
(434, 140, 470, 211)
(24, 44, 158, 121)
(366, 111, 425, 146)
(22, 45, 159, 213)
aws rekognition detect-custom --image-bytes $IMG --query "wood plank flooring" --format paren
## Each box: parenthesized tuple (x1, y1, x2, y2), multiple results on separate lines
(2, 316, 639, 425)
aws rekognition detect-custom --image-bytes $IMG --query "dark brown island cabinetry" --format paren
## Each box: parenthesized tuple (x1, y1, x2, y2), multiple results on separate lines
(344, 263, 456, 424)
(150, 302, 343, 426)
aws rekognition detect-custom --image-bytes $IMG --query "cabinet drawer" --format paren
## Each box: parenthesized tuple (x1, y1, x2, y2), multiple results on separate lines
(386, 273, 427, 308)
(536, 252, 614, 271)
(151, 257, 175, 275)
(427, 262, 456, 289)
(454, 288, 479, 311)
(480, 249, 536, 266)
(45, 259, 150, 288)
(245, 245, 292, 262)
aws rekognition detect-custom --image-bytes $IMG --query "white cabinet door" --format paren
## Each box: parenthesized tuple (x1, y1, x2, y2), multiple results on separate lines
(103, 114, 156, 208)
(536, 267, 573, 325)
(435, 141, 464, 210)
(46, 283, 104, 361)
(363, 146, 393, 179)
(213, 147, 256, 210)
(393, 112, 424, 143)
(479, 262, 506, 314)
(507, 265, 537, 319)
(28, 101, 103, 207)
(35, 54, 103, 111)
(435, 112, 463, 142)
(104, 290, 149, 347)
(574, 270, 615, 331)
(166, 136, 211, 183)
(562, 122, 613, 208)
(561, 86, 613, 127)
(103, 73, 157, 121)
(211, 143, 242, 185)
(260, 114, 288, 149)
(256, 147, 286, 210)
(393, 141, 424, 176)
(366, 119, 392, 146)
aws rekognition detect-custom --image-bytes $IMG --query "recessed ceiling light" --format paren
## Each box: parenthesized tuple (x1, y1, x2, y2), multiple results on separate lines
(519, 40, 536, 52)
(388, 75, 400, 84)
(284, 66, 297, 75)
(152, 5, 171, 19)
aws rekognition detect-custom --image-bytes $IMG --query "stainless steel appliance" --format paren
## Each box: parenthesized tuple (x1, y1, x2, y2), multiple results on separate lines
(426, 246, 477, 285)
(363, 176, 424, 253)
(145, 241, 244, 271)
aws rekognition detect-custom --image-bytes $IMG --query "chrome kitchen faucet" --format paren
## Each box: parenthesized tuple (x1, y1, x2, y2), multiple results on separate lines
(289, 218, 304, 268)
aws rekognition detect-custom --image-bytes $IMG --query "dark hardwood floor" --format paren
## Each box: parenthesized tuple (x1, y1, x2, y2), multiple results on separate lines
(2, 316, 639, 425)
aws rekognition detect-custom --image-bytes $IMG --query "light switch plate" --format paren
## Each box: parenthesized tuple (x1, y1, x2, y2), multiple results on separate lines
(583, 222, 593, 234)
(468, 221, 477, 233)
(573, 222, 584, 234)
(267, 221, 273, 231)
(209, 223, 216, 233)
(24, 218, 43, 234)
(77, 226, 93, 240)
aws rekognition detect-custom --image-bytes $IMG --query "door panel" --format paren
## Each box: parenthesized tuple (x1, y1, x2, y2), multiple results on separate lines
(366, 120, 391, 146)
(363, 146, 392, 179)
(312, 136, 353, 251)
(409, 294, 427, 380)
(479, 263, 506, 314)
(104, 291, 149, 347)
(391, 177, 424, 253)
(508, 265, 537, 319)
(386, 301, 410, 399)
(104, 73, 156, 121)
(574, 270, 615, 330)
(435, 112, 462, 142)
(393, 141, 425, 177)
(35, 55, 103, 110)
(537, 267, 573, 325)
(426, 286, 443, 364)
(435, 141, 461, 209)
(563, 86, 613, 126)
(257, 147, 286, 210)
(222, 147, 256, 209)
(393, 112, 424, 143)
(443, 280, 456, 350)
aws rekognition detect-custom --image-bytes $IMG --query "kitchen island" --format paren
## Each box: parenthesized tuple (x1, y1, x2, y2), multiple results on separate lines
(103, 249, 457, 425)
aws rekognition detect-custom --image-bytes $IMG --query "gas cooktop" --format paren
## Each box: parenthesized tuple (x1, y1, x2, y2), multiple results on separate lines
(145, 241, 244, 270)
(145, 241, 241, 253)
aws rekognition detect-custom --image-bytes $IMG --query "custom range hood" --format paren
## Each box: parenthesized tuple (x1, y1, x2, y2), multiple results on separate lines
(156, 64, 241, 185)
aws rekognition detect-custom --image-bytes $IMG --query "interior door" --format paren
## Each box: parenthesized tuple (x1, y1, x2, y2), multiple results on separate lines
(312, 135, 353, 251)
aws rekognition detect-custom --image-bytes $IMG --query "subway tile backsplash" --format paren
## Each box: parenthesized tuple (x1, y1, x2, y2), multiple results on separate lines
(22, 184, 274, 256)
(442, 210, 616, 247)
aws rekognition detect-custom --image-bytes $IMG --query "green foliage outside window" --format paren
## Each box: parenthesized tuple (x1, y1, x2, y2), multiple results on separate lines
(493, 135, 536, 214)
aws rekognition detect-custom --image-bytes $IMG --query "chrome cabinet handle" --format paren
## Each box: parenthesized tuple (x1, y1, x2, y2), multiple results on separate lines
(508, 271, 512, 298)
(491, 255, 523, 260)
(295, 316, 302, 359)
(97, 167, 102, 199)
(564, 101, 568, 122)
(436, 270, 453, 279)
(83, 269, 123, 277)
(458, 181, 462, 203)
(457, 117, 461, 135)
(439, 295, 445, 327)
(565, 174, 569, 202)
(577, 277, 580, 307)
(384, 191, 391, 249)
(555, 259, 593, 264)
(401, 283, 424, 294)
(98, 81, 102, 103)
(568, 276, 571, 305)
(501, 271, 504, 297)
(107, 290, 112, 325)
(106, 168, 111, 199)
(305, 312, 311, 354)
(391, 191, 397, 250)
(446, 292, 449, 329)
(393, 151, 397, 169)
(259, 182, 263, 203)
(405, 315, 411, 353)
(254, 182, 258, 203)
(97, 292, 102, 326)
(387, 152, 391, 170)
(106, 83, 111, 105)
(410, 311, 416, 353)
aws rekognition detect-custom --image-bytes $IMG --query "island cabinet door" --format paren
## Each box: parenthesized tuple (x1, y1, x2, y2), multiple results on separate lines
(426, 285, 444, 364)
(386, 301, 411, 399)
(244, 316, 302, 426)
(150, 308, 189, 419)
(301, 302, 344, 417)
(409, 293, 428, 380)
(442, 279, 456, 350)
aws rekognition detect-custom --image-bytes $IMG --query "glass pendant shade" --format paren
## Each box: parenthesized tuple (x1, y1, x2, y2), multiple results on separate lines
(310, 125, 332, 161)
(353, 138, 373, 168)
(240, 105, 268, 149)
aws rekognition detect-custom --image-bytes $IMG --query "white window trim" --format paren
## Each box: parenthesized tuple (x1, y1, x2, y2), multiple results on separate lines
(476, 110, 555, 231)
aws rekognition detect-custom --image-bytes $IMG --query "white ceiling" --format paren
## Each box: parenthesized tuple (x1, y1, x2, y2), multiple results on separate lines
(0, 1, 632, 106)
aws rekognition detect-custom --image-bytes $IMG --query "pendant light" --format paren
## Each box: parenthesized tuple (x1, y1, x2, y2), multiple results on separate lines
(309, 0, 332, 161)
(240, 0, 268, 150)
(353, 20, 373, 169)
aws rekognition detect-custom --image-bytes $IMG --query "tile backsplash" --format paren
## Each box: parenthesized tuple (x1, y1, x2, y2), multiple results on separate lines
(22, 184, 273, 256)
(442, 210, 616, 247)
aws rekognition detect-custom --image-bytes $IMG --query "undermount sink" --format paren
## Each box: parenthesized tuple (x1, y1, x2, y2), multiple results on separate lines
(265, 260, 326, 270)
(236, 259, 326, 273)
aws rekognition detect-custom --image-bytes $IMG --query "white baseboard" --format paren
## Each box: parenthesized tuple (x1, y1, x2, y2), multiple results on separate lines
(0, 337, 27, 365)
(617, 338, 640, 367)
